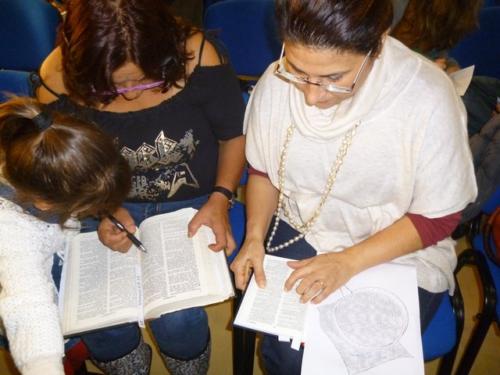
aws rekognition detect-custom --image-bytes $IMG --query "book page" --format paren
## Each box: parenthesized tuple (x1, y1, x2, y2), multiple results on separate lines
(301, 263, 423, 375)
(139, 208, 204, 306)
(61, 231, 140, 336)
(234, 255, 306, 340)
(139, 207, 233, 318)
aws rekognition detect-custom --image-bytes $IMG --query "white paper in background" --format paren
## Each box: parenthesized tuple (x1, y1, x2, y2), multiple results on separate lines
(301, 262, 423, 375)
(449, 65, 475, 96)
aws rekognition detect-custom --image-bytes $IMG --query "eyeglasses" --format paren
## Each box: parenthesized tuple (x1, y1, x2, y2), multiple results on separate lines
(274, 44, 372, 94)
(93, 79, 164, 98)
(113, 80, 164, 95)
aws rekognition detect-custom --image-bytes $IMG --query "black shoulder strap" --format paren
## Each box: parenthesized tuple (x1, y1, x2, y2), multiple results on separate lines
(29, 72, 62, 99)
(198, 32, 226, 65)
(198, 33, 207, 66)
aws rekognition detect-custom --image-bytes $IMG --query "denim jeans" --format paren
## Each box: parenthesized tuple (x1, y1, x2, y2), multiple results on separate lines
(261, 218, 445, 375)
(80, 195, 210, 361)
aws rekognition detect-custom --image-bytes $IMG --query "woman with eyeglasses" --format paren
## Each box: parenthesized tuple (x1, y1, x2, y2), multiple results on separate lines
(230, 0, 477, 373)
(33, 0, 245, 373)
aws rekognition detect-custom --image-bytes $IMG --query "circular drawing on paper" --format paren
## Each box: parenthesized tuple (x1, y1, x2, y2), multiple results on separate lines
(328, 287, 408, 349)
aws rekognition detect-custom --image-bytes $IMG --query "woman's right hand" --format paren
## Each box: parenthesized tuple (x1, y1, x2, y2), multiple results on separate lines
(230, 238, 267, 290)
(98, 207, 136, 253)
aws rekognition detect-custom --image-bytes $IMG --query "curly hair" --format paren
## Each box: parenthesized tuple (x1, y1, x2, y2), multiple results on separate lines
(391, 0, 482, 53)
(60, 0, 194, 106)
(0, 97, 131, 223)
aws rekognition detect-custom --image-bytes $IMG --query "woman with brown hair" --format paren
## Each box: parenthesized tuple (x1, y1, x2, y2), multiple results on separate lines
(230, 0, 477, 373)
(34, 0, 245, 373)
(391, 0, 483, 70)
(0, 97, 131, 375)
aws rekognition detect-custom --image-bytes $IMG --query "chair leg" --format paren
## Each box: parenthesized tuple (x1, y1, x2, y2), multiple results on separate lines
(436, 278, 465, 375)
(455, 314, 494, 375)
(455, 249, 497, 375)
(233, 289, 256, 375)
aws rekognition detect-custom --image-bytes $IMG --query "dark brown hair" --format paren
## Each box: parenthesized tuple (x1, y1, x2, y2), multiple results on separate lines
(0, 97, 131, 223)
(391, 0, 482, 53)
(60, 0, 194, 106)
(275, 0, 393, 55)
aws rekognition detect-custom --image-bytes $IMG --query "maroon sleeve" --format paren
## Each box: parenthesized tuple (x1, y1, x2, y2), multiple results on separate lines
(248, 165, 269, 178)
(407, 211, 462, 248)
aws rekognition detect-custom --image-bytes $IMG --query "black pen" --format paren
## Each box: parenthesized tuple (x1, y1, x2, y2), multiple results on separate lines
(107, 214, 148, 253)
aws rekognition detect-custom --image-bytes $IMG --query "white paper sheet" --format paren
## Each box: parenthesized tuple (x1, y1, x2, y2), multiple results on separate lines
(301, 263, 424, 375)
(449, 65, 475, 96)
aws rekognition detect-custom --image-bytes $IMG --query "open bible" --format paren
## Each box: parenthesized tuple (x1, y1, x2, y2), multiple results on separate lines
(59, 207, 234, 336)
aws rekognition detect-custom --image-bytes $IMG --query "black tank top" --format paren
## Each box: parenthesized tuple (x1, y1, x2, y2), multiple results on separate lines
(32, 38, 244, 203)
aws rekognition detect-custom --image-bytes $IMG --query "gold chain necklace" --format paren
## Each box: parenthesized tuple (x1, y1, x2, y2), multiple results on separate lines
(266, 122, 359, 253)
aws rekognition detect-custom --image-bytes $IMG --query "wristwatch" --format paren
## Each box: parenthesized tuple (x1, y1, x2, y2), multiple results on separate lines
(212, 185, 235, 208)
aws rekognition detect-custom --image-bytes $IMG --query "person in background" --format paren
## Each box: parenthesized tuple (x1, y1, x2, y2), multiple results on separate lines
(34, 0, 245, 373)
(164, 0, 203, 26)
(391, 0, 499, 135)
(391, 0, 483, 72)
(391, 0, 500, 224)
(0, 97, 131, 375)
(230, 0, 477, 373)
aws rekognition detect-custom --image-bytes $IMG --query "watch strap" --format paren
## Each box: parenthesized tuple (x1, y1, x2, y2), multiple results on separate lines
(212, 186, 235, 209)
(212, 185, 234, 201)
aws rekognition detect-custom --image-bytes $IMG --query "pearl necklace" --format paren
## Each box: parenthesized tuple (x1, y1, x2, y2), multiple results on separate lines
(266, 122, 359, 253)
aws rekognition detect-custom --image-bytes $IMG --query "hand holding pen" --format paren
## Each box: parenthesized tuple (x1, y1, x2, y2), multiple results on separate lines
(107, 214, 148, 253)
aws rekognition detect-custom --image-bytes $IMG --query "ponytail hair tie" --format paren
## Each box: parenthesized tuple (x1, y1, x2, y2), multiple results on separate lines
(32, 111, 53, 130)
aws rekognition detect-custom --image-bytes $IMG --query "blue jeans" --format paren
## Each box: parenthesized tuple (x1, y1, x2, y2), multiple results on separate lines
(80, 196, 210, 361)
(261, 218, 445, 375)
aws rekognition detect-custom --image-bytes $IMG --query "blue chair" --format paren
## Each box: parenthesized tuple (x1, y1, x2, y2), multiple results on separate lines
(422, 287, 464, 374)
(203, 0, 281, 79)
(449, 7, 500, 79)
(483, 0, 500, 7)
(0, 70, 32, 102)
(203, 0, 225, 15)
(0, 0, 60, 71)
(455, 188, 500, 375)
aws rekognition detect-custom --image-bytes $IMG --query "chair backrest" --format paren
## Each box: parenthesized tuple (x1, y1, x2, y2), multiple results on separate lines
(203, 0, 281, 78)
(449, 7, 500, 79)
(483, 0, 500, 7)
(0, 70, 32, 102)
(203, 0, 224, 15)
(0, 0, 60, 71)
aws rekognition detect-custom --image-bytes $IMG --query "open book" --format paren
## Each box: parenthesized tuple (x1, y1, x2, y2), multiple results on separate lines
(234, 255, 308, 344)
(235, 255, 424, 375)
(59, 207, 234, 336)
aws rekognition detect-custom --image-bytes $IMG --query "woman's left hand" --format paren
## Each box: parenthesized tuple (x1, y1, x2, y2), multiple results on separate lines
(285, 251, 359, 304)
(188, 194, 236, 253)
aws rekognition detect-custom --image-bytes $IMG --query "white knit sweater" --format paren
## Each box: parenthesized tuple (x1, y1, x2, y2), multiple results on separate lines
(0, 197, 76, 375)
(245, 37, 477, 294)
